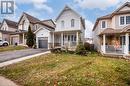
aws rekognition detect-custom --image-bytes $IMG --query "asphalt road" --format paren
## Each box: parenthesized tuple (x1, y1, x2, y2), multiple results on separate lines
(0, 49, 48, 63)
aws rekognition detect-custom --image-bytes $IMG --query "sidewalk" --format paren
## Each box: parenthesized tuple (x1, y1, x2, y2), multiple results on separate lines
(0, 76, 18, 86)
(0, 51, 50, 67)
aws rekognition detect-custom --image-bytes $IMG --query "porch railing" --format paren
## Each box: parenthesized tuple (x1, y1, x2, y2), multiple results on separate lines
(49, 43, 61, 49)
(105, 45, 125, 54)
(49, 41, 77, 49)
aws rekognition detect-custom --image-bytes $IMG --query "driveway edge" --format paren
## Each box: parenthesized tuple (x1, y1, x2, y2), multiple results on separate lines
(0, 51, 50, 67)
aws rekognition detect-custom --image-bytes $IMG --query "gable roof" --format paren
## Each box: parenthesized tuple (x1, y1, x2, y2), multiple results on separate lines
(114, 2, 130, 13)
(1, 19, 17, 29)
(55, 5, 81, 21)
(93, 2, 130, 31)
(41, 19, 56, 28)
(18, 12, 40, 25)
(55, 5, 86, 29)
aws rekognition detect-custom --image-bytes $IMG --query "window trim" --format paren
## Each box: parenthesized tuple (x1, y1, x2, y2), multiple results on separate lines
(119, 16, 126, 26)
(61, 20, 65, 28)
(101, 20, 107, 29)
(71, 19, 75, 27)
(119, 15, 130, 26)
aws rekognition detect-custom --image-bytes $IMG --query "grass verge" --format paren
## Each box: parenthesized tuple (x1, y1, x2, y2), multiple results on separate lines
(0, 53, 130, 86)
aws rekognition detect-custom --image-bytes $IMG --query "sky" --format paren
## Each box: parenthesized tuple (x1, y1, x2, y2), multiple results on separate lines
(0, 0, 130, 38)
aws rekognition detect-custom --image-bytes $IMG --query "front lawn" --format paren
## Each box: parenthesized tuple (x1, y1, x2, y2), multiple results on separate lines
(0, 45, 28, 52)
(0, 53, 130, 86)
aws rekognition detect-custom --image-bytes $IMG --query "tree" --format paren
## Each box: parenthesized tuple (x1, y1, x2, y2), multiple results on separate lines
(26, 26, 35, 48)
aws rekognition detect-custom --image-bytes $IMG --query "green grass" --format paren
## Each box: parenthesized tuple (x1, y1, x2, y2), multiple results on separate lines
(0, 45, 28, 52)
(0, 53, 130, 86)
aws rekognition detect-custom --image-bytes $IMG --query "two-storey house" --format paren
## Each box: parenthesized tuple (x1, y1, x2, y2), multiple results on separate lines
(93, 2, 130, 56)
(11, 12, 55, 45)
(0, 19, 17, 44)
(35, 6, 85, 50)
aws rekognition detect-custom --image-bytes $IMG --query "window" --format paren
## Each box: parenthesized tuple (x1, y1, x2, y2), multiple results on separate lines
(126, 16, 130, 24)
(101, 21, 106, 28)
(120, 36, 125, 45)
(120, 16, 125, 25)
(74, 35, 76, 41)
(71, 35, 73, 41)
(35, 25, 38, 30)
(71, 19, 75, 27)
(68, 35, 70, 41)
(61, 20, 64, 28)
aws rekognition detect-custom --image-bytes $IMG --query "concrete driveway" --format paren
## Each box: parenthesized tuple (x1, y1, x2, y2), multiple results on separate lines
(0, 49, 48, 63)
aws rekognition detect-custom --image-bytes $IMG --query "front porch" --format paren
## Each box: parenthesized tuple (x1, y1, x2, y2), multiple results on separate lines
(101, 33, 130, 55)
(10, 32, 26, 45)
(49, 31, 80, 50)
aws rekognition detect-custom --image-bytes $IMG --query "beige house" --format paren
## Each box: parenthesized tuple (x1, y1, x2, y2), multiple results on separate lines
(0, 19, 17, 44)
(10, 12, 55, 45)
(93, 2, 130, 56)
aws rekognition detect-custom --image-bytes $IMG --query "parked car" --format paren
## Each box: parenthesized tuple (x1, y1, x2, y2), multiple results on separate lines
(0, 40, 9, 46)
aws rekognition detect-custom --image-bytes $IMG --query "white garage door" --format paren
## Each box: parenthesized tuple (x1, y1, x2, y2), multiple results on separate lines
(38, 37, 48, 48)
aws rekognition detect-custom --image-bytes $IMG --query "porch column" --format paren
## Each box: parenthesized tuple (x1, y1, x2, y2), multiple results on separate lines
(61, 32, 63, 47)
(125, 33, 129, 55)
(103, 34, 106, 53)
(23, 33, 25, 45)
(53, 32, 54, 48)
(9, 36, 11, 45)
(76, 32, 79, 45)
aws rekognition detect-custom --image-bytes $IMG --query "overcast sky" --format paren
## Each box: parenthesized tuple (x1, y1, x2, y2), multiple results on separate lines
(0, 0, 130, 38)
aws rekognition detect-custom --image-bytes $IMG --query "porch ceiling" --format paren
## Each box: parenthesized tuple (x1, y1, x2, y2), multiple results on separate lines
(99, 25, 130, 36)
(52, 30, 81, 33)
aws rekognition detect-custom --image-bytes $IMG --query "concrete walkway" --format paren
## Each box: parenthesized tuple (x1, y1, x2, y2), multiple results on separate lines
(0, 76, 18, 86)
(0, 51, 50, 67)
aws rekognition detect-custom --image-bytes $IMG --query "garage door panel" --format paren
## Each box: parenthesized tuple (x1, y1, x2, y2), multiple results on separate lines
(38, 37, 48, 48)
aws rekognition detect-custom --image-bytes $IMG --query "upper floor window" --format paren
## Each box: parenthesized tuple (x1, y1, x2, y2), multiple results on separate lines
(101, 21, 106, 28)
(126, 16, 130, 24)
(35, 24, 38, 30)
(71, 19, 75, 27)
(120, 16, 130, 25)
(120, 16, 125, 25)
(22, 20, 25, 30)
(61, 20, 64, 28)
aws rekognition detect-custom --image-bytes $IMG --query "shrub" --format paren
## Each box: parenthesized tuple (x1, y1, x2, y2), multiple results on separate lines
(75, 42, 87, 56)
(50, 48, 62, 53)
(84, 42, 94, 51)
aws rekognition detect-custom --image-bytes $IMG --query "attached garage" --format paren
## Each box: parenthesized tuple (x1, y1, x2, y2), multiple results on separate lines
(38, 37, 48, 48)
(35, 27, 52, 49)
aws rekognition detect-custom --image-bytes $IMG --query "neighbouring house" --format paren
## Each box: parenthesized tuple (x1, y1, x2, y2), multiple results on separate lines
(10, 12, 40, 45)
(93, 2, 130, 56)
(0, 19, 17, 44)
(35, 5, 85, 50)
(10, 12, 55, 46)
